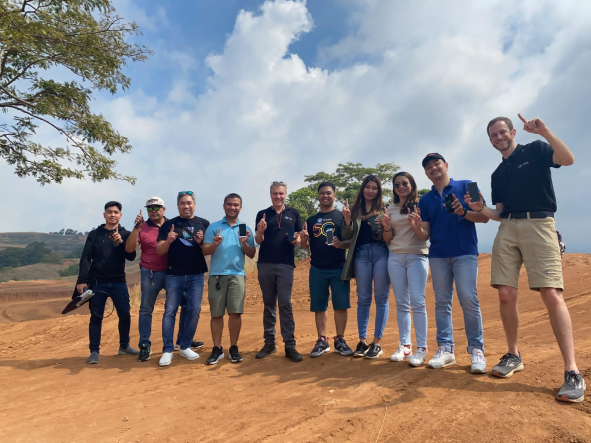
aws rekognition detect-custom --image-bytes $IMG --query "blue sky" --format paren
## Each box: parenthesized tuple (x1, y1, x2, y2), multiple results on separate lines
(2, 0, 591, 254)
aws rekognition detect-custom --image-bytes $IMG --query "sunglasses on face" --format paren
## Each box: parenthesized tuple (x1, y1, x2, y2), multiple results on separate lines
(394, 181, 410, 188)
(146, 206, 162, 212)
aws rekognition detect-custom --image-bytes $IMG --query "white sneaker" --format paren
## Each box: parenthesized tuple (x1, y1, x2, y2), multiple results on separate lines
(409, 348, 427, 367)
(159, 352, 173, 366)
(390, 343, 413, 362)
(179, 348, 199, 360)
(470, 349, 487, 374)
(174, 344, 180, 351)
(427, 346, 456, 368)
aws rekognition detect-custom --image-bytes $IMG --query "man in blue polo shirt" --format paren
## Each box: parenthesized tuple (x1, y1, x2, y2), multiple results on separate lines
(413, 153, 489, 374)
(202, 193, 256, 365)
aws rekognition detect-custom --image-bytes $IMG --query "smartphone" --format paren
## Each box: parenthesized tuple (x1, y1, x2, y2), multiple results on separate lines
(195, 221, 203, 234)
(238, 223, 247, 237)
(444, 194, 455, 213)
(287, 226, 295, 242)
(368, 216, 380, 232)
(326, 228, 334, 246)
(467, 182, 481, 202)
(408, 202, 417, 214)
(134, 218, 143, 229)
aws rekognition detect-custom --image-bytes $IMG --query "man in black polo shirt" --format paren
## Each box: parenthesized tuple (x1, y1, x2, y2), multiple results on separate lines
(300, 181, 353, 358)
(156, 191, 210, 366)
(255, 181, 304, 362)
(465, 114, 584, 403)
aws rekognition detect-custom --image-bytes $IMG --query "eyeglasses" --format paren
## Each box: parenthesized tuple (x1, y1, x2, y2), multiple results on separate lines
(178, 191, 194, 196)
(146, 206, 162, 212)
(394, 181, 410, 188)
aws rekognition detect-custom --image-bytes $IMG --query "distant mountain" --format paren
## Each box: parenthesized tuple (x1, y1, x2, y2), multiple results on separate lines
(0, 232, 86, 253)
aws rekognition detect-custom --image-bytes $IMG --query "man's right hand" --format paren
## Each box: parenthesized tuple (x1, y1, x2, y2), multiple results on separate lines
(342, 198, 351, 226)
(133, 209, 144, 231)
(167, 224, 178, 243)
(76, 283, 87, 294)
(257, 214, 267, 232)
(464, 191, 484, 212)
(299, 222, 309, 242)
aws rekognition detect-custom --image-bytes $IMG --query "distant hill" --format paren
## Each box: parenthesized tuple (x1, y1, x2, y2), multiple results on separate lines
(0, 232, 86, 253)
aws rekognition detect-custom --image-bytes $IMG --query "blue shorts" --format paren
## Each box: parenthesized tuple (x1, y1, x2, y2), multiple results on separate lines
(309, 266, 351, 312)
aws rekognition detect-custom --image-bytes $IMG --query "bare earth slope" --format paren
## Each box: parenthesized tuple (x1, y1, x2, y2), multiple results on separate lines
(0, 254, 590, 442)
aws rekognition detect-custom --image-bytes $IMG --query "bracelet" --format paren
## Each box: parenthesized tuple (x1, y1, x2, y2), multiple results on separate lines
(476, 202, 486, 213)
(383, 228, 392, 232)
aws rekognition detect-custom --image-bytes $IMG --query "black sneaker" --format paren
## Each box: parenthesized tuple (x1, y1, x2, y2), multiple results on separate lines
(353, 341, 369, 358)
(206, 346, 225, 365)
(229, 345, 243, 363)
(310, 337, 331, 358)
(191, 340, 205, 350)
(255, 343, 277, 359)
(285, 347, 303, 362)
(491, 352, 524, 378)
(364, 343, 383, 359)
(138, 344, 151, 362)
(334, 336, 354, 356)
(557, 371, 586, 403)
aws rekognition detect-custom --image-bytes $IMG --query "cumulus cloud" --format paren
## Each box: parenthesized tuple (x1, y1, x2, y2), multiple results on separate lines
(2, 0, 590, 252)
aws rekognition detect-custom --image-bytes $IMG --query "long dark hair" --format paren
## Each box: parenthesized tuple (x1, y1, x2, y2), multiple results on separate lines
(351, 175, 384, 220)
(393, 172, 418, 214)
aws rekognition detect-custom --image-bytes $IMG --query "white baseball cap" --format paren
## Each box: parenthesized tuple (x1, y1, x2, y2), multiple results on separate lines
(145, 196, 164, 207)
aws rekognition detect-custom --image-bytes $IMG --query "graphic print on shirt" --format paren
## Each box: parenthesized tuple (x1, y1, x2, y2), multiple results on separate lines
(313, 218, 335, 238)
(179, 226, 197, 247)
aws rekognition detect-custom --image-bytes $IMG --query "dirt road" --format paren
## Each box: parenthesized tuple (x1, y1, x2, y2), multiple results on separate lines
(0, 254, 590, 442)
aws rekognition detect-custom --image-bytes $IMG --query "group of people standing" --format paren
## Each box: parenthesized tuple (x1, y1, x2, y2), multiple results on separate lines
(75, 114, 585, 404)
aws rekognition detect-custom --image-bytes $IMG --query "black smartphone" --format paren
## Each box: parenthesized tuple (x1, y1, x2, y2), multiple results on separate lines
(408, 202, 417, 214)
(287, 226, 295, 242)
(195, 221, 203, 234)
(444, 194, 455, 213)
(134, 218, 143, 229)
(326, 228, 334, 246)
(369, 216, 380, 232)
(467, 182, 481, 202)
(238, 223, 247, 237)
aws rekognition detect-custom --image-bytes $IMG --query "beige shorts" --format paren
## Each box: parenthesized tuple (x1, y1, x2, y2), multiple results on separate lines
(208, 275, 246, 317)
(491, 217, 563, 291)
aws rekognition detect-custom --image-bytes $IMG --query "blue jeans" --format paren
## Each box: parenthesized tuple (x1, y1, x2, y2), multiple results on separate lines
(387, 252, 428, 348)
(429, 255, 484, 353)
(354, 243, 390, 340)
(162, 274, 204, 352)
(138, 267, 166, 347)
(88, 281, 131, 353)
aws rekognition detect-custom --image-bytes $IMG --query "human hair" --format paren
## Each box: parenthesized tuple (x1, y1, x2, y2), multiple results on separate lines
(317, 181, 336, 193)
(224, 193, 243, 204)
(487, 116, 513, 136)
(351, 175, 383, 220)
(104, 201, 122, 212)
(392, 172, 419, 214)
(177, 192, 196, 204)
(270, 181, 287, 192)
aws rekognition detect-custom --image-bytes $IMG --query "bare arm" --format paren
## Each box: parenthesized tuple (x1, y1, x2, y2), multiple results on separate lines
(465, 192, 503, 222)
(518, 114, 574, 166)
(201, 242, 216, 256)
(125, 228, 139, 253)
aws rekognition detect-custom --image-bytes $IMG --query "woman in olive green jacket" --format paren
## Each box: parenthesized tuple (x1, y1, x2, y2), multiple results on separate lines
(341, 175, 391, 359)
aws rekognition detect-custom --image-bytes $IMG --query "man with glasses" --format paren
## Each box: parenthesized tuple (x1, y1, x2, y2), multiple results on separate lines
(156, 192, 210, 366)
(255, 181, 304, 362)
(202, 193, 256, 365)
(125, 197, 203, 362)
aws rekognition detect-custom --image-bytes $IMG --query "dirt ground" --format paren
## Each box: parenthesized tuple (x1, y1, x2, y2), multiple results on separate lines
(0, 254, 590, 442)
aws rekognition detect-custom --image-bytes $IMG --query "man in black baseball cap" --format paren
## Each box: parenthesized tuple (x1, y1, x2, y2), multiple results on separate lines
(421, 153, 446, 168)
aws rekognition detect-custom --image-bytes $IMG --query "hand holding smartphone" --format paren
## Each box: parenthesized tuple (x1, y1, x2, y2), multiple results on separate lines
(238, 223, 247, 237)
(444, 194, 455, 213)
(287, 226, 295, 242)
(408, 202, 417, 214)
(467, 182, 481, 202)
(326, 228, 334, 246)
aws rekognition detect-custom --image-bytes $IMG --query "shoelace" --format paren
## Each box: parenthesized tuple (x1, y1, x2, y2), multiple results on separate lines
(499, 352, 518, 365)
(433, 347, 446, 359)
(564, 371, 582, 389)
(472, 351, 486, 363)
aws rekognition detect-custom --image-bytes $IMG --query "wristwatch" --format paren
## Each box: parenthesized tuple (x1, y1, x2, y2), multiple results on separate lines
(460, 207, 468, 217)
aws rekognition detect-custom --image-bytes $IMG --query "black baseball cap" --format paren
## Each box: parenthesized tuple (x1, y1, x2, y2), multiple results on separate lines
(421, 153, 446, 168)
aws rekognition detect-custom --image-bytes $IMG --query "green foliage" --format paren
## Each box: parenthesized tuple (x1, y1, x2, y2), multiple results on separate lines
(41, 250, 63, 264)
(285, 186, 318, 222)
(59, 263, 79, 277)
(418, 189, 430, 197)
(0, 241, 59, 267)
(63, 244, 84, 259)
(0, 0, 153, 184)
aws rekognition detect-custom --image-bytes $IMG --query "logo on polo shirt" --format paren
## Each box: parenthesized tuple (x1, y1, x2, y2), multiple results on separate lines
(518, 162, 530, 169)
(284, 216, 293, 221)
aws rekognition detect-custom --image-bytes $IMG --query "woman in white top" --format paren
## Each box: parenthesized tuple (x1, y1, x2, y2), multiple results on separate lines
(382, 172, 429, 366)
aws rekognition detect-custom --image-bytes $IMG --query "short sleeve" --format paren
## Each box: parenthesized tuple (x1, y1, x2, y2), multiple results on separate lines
(246, 226, 256, 247)
(157, 220, 171, 242)
(204, 225, 215, 244)
(294, 210, 303, 232)
(419, 197, 430, 222)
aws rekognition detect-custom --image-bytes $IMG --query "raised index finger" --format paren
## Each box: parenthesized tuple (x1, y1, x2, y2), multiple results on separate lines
(518, 113, 527, 124)
(345, 198, 349, 208)
(218, 227, 221, 235)
(170, 224, 175, 232)
(139, 209, 143, 217)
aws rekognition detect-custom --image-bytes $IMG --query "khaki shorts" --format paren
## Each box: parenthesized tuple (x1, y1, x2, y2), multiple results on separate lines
(491, 217, 563, 291)
(208, 275, 246, 317)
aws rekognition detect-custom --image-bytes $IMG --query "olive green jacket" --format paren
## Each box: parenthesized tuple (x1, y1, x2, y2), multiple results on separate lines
(340, 209, 386, 281)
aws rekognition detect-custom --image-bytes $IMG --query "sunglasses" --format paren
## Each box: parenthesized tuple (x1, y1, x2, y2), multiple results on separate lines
(394, 181, 410, 188)
(146, 206, 162, 212)
(178, 191, 194, 196)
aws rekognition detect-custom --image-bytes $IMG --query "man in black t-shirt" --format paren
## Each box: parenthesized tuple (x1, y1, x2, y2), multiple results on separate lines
(156, 192, 210, 366)
(254, 181, 304, 362)
(300, 182, 353, 358)
(466, 115, 584, 403)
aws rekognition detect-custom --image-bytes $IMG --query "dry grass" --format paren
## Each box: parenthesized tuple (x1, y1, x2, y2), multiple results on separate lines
(128, 283, 141, 308)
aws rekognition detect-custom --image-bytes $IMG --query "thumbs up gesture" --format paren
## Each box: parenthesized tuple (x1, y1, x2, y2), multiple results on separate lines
(257, 213, 268, 232)
(213, 227, 223, 246)
(167, 224, 178, 243)
(342, 198, 351, 226)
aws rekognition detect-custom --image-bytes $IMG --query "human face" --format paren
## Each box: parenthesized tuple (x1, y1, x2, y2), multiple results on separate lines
(363, 181, 379, 203)
(103, 206, 122, 227)
(317, 186, 336, 209)
(177, 195, 196, 218)
(223, 198, 242, 220)
(270, 185, 287, 208)
(146, 205, 165, 223)
(424, 159, 448, 182)
(393, 176, 412, 200)
(488, 121, 517, 154)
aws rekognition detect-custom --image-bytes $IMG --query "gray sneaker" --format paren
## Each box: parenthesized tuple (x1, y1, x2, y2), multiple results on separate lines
(86, 351, 100, 364)
(118, 345, 140, 356)
(557, 371, 586, 403)
(491, 352, 524, 378)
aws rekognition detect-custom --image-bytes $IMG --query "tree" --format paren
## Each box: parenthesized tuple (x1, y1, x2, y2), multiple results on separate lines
(41, 250, 63, 264)
(59, 262, 79, 277)
(0, 0, 153, 184)
(64, 228, 75, 235)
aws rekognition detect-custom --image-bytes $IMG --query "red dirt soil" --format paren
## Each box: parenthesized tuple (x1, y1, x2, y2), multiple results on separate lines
(0, 254, 590, 442)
